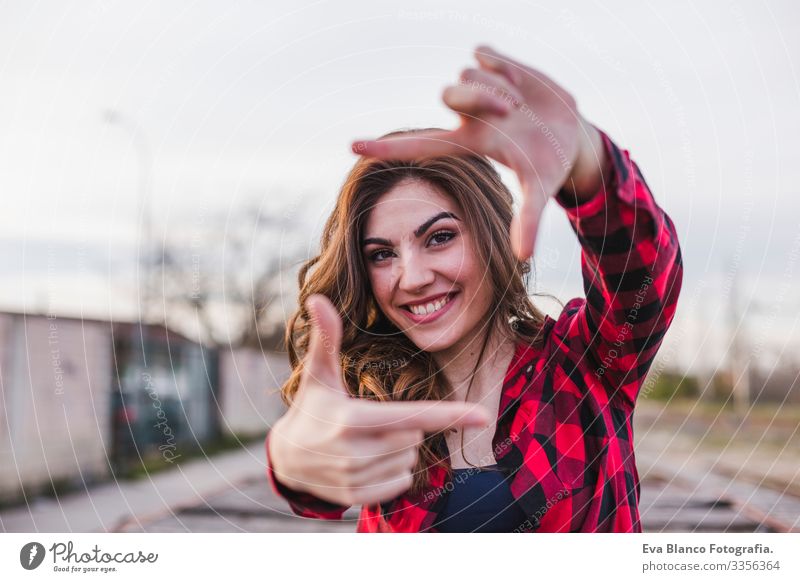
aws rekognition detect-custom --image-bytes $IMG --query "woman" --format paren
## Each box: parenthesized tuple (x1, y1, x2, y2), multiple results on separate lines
(265, 45, 683, 532)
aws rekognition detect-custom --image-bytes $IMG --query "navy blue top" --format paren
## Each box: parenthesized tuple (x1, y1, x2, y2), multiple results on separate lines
(430, 463, 529, 532)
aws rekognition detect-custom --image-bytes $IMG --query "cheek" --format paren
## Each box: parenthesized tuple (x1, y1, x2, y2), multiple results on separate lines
(448, 241, 481, 289)
(367, 268, 393, 308)
(432, 238, 470, 280)
(458, 251, 493, 312)
(473, 278, 494, 313)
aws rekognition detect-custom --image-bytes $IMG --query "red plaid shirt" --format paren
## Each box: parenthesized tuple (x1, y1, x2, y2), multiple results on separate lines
(265, 128, 683, 532)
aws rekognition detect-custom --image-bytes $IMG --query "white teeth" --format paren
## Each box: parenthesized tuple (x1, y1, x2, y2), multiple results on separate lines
(409, 294, 453, 316)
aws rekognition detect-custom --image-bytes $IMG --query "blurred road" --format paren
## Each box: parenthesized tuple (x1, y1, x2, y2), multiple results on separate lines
(0, 439, 353, 533)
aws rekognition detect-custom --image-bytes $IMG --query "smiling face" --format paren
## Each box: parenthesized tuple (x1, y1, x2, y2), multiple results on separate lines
(361, 177, 495, 354)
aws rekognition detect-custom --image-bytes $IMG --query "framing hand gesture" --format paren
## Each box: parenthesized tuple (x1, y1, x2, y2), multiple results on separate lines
(351, 44, 604, 261)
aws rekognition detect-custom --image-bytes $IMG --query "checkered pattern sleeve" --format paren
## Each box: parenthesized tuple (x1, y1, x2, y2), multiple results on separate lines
(552, 127, 683, 409)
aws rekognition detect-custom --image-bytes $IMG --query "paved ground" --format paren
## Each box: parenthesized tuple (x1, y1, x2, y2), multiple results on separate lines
(120, 476, 361, 533)
(0, 440, 278, 533)
(2, 401, 797, 533)
(634, 401, 800, 533)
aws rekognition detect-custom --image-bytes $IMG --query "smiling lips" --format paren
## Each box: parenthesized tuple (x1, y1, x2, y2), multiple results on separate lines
(400, 291, 458, 323)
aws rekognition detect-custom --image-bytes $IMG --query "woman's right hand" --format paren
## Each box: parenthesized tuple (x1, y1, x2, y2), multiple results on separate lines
(267, 293, 491, 507)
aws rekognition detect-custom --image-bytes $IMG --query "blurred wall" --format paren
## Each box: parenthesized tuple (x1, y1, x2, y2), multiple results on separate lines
(0, 312, 290, 503)
(218, 348, 289, 437)
(0, 313, 112, 499)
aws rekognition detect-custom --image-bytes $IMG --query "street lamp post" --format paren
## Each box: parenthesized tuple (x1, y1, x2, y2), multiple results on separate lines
(103, 109, 154, 323)
(104, 109, 156, 472)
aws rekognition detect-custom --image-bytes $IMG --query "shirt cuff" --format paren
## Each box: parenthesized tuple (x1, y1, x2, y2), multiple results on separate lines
(554, 128, 618, 221)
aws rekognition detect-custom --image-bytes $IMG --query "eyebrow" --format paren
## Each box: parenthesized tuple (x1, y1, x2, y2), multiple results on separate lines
(361, 211, 461, 248)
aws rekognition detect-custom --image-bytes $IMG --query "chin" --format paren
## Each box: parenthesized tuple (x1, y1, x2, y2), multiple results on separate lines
(403, 329, 464, 353)
(404, 331, 462, 353)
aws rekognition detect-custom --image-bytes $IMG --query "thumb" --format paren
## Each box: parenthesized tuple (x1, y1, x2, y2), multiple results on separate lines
(511, 189, 545, 261)
(302, 293, 348, 396)
(510, 213, 533, 262)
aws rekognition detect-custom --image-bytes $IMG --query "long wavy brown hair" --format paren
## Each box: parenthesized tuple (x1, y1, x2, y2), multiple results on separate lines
(280, 128, 555, 497)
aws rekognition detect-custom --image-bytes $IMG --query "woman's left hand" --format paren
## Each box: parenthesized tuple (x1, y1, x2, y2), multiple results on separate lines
(351, 45, 603, 261)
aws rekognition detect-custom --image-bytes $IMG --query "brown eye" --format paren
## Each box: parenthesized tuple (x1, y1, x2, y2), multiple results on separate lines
(429, 230, 456, 246)
(369, 249, 394, 263)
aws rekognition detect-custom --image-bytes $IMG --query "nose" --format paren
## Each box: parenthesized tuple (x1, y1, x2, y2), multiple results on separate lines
(394, 248, 435, 293)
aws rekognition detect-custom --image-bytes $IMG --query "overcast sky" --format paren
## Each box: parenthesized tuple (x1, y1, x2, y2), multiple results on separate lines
(1, 0, 799, 371)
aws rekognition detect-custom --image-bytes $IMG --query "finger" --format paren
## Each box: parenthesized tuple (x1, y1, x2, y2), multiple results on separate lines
(348, 471, 414, 505)
(302, 293, 348, 396)
(346, 399, 491, 433)
(351, 128, 470, 161)
(442, 84, 511, 118)
(510, 192, 546, 261)
(349, 448, 420, 488)
(475, 45, 568, 104)
(474, 44, 524, 88)
(458, 67, 524, 108)
(349, 429, 425, 462)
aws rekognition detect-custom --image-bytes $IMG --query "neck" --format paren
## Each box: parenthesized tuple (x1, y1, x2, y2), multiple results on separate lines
(432, 321, 516, 402)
